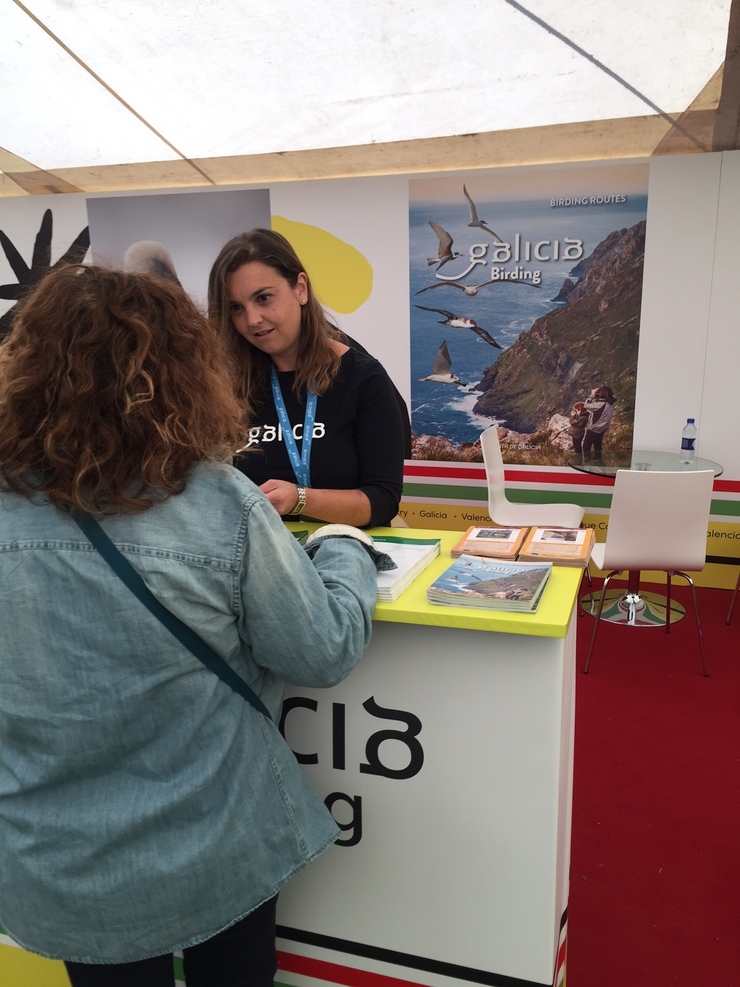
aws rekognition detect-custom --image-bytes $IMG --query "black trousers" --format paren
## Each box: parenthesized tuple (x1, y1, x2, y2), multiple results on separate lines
(582, 428, 605, 458)
(64, 895, 277, 987)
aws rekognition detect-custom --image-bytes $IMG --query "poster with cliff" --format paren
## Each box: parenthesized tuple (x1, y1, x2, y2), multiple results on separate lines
(409, 164, 649, 467)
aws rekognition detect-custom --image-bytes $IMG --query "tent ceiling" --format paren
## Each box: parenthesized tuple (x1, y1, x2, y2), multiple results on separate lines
(0, 0, 736, 195)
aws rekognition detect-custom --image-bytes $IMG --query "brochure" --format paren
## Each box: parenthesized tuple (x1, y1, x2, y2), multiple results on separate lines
(426, 556, 552, 612)
(517, 526, 594, 567)
(450, 525, 529, 559)
(374, 535, 442, 602)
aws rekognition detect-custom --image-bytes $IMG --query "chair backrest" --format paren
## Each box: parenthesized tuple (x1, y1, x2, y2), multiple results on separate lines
(480, 425, 508, 513)
(602, 469, 714, 573)
(480, 424, 585, 528)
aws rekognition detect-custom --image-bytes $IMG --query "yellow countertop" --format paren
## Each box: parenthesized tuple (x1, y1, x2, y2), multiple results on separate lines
(287, 524, 583, 639)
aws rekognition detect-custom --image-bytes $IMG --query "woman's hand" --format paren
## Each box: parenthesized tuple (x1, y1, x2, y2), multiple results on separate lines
(259, 479, 301, 516)
(258, 479, 373, 526)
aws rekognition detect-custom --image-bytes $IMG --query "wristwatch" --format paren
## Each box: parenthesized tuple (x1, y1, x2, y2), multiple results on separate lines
(292, 486, 308, 515)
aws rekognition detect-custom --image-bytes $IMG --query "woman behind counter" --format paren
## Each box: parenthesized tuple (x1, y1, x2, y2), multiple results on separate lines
(0, 265, 379, 987)
(208, 229, 406, 528)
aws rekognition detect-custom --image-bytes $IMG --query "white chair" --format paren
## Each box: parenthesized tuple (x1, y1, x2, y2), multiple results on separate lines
(480, 425, 585, 528)
(583, 469, 715, 676)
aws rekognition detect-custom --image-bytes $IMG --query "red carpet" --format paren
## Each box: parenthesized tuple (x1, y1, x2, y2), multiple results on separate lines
(568, 581, 740, 986)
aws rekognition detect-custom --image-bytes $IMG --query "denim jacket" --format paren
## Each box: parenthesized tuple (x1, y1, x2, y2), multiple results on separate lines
(0, 463, 377, 963)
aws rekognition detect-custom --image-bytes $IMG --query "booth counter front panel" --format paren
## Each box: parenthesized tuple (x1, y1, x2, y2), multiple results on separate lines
(277, 527, 581, 987)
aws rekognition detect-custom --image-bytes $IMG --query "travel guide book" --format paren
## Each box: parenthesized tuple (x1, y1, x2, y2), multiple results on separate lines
(450, 525, 529, 559)
(426, 556, 552, 613)
(517, 526, 595, 567)
(373, 535, 442, 602)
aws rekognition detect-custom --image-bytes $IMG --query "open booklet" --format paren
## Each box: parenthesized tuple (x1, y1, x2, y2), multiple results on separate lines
(373, 535, 442, 602)
(517, 526, 594, 567)
(450, 525, 529, 559)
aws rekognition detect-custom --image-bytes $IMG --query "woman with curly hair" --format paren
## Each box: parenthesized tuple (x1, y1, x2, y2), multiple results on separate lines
(0, 265, 378, 987)
(208, 229, 406, 527)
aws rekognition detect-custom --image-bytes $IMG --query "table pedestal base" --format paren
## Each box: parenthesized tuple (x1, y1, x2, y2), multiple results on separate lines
(581, 589, 685, 626)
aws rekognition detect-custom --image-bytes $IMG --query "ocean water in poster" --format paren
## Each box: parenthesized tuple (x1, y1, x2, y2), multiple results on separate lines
(409, 165, 649, 464)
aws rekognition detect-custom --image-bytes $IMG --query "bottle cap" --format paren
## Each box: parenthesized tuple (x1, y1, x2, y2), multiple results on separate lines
(687, 418, 695, 423)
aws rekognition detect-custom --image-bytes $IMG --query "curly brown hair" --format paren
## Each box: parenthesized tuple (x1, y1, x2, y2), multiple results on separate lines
(0, 264, 248, 514)
(207, 228, 343, 419)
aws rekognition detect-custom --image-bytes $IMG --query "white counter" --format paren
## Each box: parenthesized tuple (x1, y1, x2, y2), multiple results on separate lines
(277, 527, 581, 987)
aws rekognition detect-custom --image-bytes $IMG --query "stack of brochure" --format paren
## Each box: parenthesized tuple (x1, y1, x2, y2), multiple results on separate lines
(373, 535, 442, 602)
(450, 525, 529, 559)
(426, 556, 552, 613)
(517, 526, 594, 567)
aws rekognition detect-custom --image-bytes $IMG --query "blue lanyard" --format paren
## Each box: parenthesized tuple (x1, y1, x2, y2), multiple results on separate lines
(270, 365, 316, 487)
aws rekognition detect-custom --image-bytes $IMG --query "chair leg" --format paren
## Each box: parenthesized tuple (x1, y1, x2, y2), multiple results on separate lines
(664, 571, 672, 635)
(578, 566, 593, 617)
(583, 571, 616, 673)
(726, 569, 740, 625)
(676, 571, 709, 677)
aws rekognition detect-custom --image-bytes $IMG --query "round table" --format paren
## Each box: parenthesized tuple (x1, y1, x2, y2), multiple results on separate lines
(573, 451, 723, 625)
(569, 449, 723, 479)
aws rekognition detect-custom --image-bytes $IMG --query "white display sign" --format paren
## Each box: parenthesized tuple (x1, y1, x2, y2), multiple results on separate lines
(277, 618, 575, 987)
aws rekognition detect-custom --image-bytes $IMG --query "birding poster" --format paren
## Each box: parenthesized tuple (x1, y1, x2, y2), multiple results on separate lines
(86, 188, 271, 310)
(409, 163, 649, 466)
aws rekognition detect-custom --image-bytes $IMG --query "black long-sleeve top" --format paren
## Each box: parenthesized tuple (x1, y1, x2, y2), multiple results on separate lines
(235, 348, 405, 527)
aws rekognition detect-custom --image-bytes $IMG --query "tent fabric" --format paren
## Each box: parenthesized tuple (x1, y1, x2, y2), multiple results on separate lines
(0, 0, 736, 195)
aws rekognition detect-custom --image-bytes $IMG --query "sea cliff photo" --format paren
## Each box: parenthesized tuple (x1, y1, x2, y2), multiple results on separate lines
(409, 163, 649, 465)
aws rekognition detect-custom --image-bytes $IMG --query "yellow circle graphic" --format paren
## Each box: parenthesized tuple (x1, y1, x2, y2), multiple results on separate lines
(0, 943, 72, 986)
(271, 216, 373, 314)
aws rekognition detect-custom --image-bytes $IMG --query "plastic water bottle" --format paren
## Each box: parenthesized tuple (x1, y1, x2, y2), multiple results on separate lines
(680, 418, 697, 465)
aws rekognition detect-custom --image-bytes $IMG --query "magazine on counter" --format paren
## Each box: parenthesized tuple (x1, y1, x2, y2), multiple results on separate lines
(450, 525, 529, 559)
(517, 526, 594, 567)
(426, 555, 552, 612)
(374, 535, 442, 602)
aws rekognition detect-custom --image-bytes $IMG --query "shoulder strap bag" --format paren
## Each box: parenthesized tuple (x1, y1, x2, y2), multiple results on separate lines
(71, 510, 271, 719)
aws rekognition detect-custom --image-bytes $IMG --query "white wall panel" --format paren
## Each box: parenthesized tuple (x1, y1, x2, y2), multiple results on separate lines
(701, 151, 740, 475)
(633, 154, 722, 456)
(270, 178, 411, 405)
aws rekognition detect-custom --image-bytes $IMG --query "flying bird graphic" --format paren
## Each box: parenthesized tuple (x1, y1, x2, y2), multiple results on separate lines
(427, 220, 461, 270)
(415, 305, 502, 349)
(463, 184, 503, 242)
(415, 277, 540, 296)
(419, 340, 461, 384)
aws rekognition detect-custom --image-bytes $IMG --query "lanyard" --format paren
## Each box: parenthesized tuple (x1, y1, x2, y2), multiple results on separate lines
(270, 365, 316, 487)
